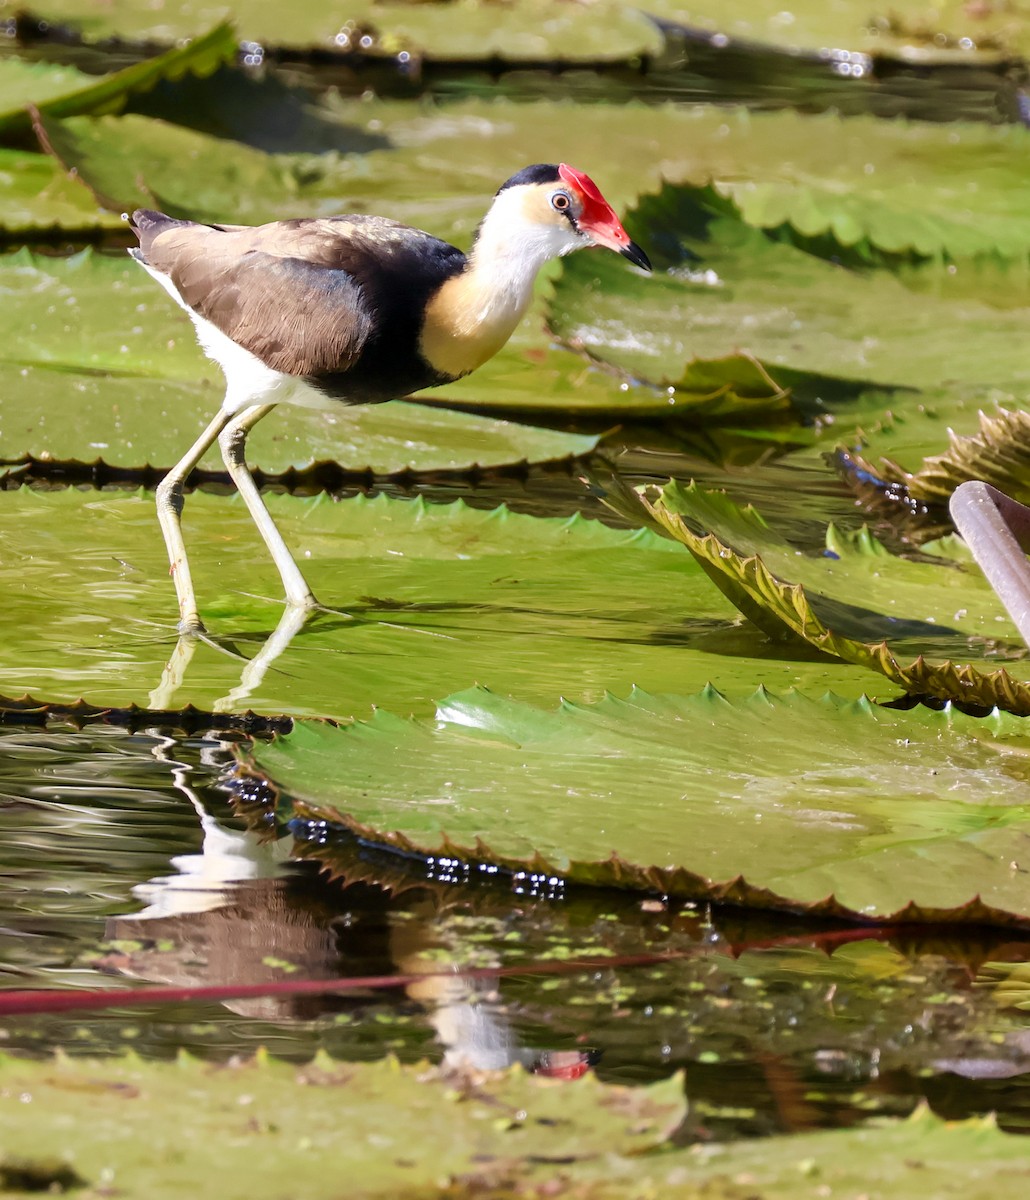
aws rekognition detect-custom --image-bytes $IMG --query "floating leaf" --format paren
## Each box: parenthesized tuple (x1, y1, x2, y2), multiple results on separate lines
(704, 113, 1030, 264)
(0, 23, 236, 142)
(630, 478, 1014, 646)
(645, 0, 1029, 60)
(847, 406, 1030, 511)
(0, 146, 119, 235)
(357, 103, 1030, 268)
(830, 386, 1030, 542)
(34, 110, 377, 222)
(550, 182, 1030, 398)
(2, 1051, 1027, 1198)
(22, 1, 661, 60)
(248, 684, 1030, 921)
(0, 367, 598, 474)
(0, 1051, 680, 1198)
(0, 487, 877, 718)
(0, 248, 601, 466)
(0, 245, 737, 428)
(611, 478, 1030, 712)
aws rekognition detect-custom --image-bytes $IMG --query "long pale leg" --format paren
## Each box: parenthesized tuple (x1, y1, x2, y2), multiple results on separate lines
(950, 480, 1030, 648)
(156, 409, 234, 635)
(217, 403, 320, 611)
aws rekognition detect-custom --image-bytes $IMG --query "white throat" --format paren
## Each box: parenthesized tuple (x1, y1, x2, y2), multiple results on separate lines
(467, 186, 582, 315)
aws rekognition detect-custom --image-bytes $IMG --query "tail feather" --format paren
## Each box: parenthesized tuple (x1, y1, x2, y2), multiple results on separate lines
(129, 208, 192, 258)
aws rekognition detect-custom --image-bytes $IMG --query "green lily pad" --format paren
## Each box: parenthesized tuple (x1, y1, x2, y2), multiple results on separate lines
(1, 1052, 1026, 1199)
(645, 0, 1029, 59)
(430, 294, 791, 419)
(0, 243, 599, 470)
(842, 386, 1018, 478)
(34, 111, 381, 222)
(0, 59, 97, 120)
(831, 385, 1030, 540)
(247, 683, 1030, 922)
(35, 100, 1023, 419)
(849, 405, 1030, 511)
(0, 243, 751, 431)
(630, 109, 1030, 266)
(0, 363, 599, 473)
(0, 247, 606, 461)
(356, 103, 1030, 269)
(0, 23, 235, 142)
(0, 248, 203, 385)
(550, 182, 1030, 396)
(0, 146, 120, 235)
(613, 479, 1030, 713)
(649, 479, 1015, 649)
(0, 487, 885, 717)
(0, 1051, 681, 1199)
(21, 0, 1027, 68)
(23, 0, 662, 60)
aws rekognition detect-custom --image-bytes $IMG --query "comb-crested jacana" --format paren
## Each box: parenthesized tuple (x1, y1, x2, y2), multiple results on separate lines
(130, 163, 651, 635)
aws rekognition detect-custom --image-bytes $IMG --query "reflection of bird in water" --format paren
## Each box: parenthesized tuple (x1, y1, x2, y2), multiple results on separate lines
(107, 742, 342, 1022)
(129, 788, 290, 921)
(129, 164, 649, 634)
(389, 902, 597, 1077)
(110, 743, 598, 1067)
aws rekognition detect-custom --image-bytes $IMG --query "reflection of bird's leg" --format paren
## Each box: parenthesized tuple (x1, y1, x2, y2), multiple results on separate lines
(125, 735, 292, 919)
(217, 403, 320, 612)
(951, 481, 1030, 647)
(148, 632, 199, 711)
(214, 603, 310, 713)
(156, 409, 233, 635)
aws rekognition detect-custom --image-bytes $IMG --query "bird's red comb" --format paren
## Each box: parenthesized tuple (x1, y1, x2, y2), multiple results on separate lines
(557, 162, 636, 257)
(558, 163, 616, 223)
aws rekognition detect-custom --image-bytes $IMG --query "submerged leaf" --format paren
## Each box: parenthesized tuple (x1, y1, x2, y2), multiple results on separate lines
(248, 684, 1030, 921)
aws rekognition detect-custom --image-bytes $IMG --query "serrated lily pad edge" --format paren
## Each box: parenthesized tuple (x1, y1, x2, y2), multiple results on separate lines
(0, 692, 292, 734)
(236, 714, 1030, 928)
(0, 1049, 1021, 1200)
(603, 475, 1030, 715)
(281, 789, 1030, 927)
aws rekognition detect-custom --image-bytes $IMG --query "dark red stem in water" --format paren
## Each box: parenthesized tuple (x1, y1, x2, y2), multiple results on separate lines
(0, 925, 914, 1018)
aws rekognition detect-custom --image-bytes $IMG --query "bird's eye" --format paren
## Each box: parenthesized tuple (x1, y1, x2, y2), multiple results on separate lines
(551, 192, 571, 212)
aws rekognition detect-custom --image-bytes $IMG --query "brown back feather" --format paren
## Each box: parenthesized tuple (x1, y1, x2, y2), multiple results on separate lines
(134, 215, 450, 377)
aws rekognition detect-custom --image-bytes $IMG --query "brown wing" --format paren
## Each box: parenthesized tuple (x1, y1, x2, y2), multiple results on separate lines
(132, 212, 451, 377)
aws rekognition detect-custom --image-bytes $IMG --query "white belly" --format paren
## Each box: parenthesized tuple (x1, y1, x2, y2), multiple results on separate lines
(136, 259, 337, 414)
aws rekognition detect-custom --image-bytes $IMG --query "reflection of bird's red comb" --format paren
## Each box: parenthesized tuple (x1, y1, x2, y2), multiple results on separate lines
(558, 163, 617, 222)
(532, 1049, 598, 1081)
